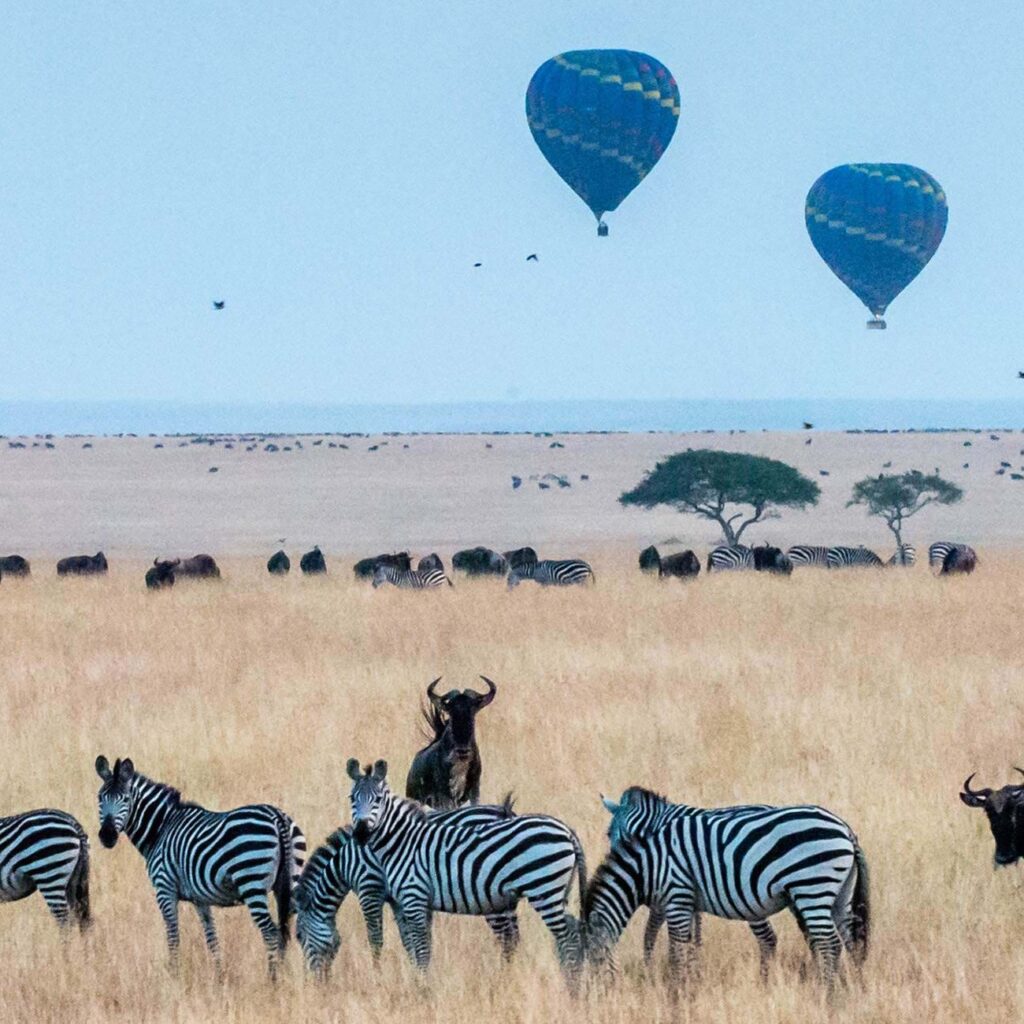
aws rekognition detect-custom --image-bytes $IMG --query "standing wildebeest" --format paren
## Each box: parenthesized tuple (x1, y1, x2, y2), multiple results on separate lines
(165, 554, 221, 579)
(352, 552, 411, 579)
(417, 553, 446, 574)
(453, 547, 508, 576)
(57, 552, 108, 576)
(659, 550, 701, 579)
(406, 677, 497, 809)
(267, 550, 290, 575)
(502, 547, 537, 571)
(145, 560, 176, 590)
(638, 546, 661, 574)
(937, 543, 978, 575)
(300, 546, 327, 575)
(0, 555, 30, 577)
(960, 771, 1024, 865)
(752, 544, 793, 575)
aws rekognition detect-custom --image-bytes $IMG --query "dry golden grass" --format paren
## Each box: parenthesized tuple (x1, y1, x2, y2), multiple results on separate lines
(0, 555, 1019, 1022)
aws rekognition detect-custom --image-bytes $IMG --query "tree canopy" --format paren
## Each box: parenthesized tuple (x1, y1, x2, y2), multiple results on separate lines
(847, 470, 963, 548)
(619, 449, 820, 546)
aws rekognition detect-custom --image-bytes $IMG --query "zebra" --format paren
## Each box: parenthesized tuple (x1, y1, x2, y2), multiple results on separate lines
(296, 799, 521, 976)
(346, 759, 586, 988)
(786, 544, 831, 567)
(886, 543, 917, 567)
(372, 564, 452, 589)
(95, 756, 306, 977)
(506, 558, 594, 589)
(0, 809, 90, 931)
(585, 797, 870, 991)
(706, 545, 754, 572)
(826, 545, 884, 568)
(929, 541, 977, 573)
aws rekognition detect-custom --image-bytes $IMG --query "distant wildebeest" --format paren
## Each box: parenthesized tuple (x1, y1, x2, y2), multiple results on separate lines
(638, 546, 661, 574)
(173, 554, 221, 579)
(752, 544, 793, 575)
(145, 560, 176, 590)
(960, 771, 1024, 866)
(57, 552, 108, 576)
(352, 552, 411, 579)
(267, 550, 290, 575)
(417, 553, 445, 574)
(300, 546, 327, 575)
(452, 547, 508, 577)
(658, 550, 701, 579)
(502, 547, 538, 571)
(931, 541, 977, 575)
(406, 676, 497, 809)
(0, 555, 30, 577)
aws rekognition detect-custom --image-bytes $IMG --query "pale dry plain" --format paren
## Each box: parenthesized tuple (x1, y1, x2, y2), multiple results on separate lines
(1, 431, 1023, 1023)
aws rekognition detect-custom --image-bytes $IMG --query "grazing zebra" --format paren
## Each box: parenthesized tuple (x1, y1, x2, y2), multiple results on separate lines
(506, 558, 594, 588)
(786, 544, 831, 567)
(929, 541, 977, 574)
(296, 799, 520, 976)
(706, 545, 754, 572)
(372, 563, 452, 589)
(347, 759, 586, 987)
(886, 543, 917, 567)
(826, 545, 884, 568)
(95, 756, 306, 977)
(0, 809, 90, 931)
(585, 796, 870, 990)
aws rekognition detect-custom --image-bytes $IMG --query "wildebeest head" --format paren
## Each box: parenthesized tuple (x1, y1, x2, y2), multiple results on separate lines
(145, 558, 178, 589)
(427, 676, 496, 760)
(961, 771, 1024, 866)
(348, 758, 389, 843)
(95, 755, 136, 848)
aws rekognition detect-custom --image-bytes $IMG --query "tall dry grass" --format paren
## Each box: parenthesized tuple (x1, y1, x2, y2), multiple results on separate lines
(0, 555, 1019, 1022)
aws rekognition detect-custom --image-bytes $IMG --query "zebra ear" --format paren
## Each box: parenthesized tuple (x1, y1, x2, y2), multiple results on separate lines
(601, 795, 620, 815)
(95, 755, 112, 781)
(117, 758, 135, 782)
(346, 758, 361, 781)
(372, 759, 388, 781)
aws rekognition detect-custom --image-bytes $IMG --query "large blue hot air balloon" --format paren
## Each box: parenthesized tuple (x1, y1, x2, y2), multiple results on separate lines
(805, 163, 948, 329)
(526, 50, 680, 236)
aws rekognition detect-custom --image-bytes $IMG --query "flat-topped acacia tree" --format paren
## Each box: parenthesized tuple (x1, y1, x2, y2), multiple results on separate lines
(620, 449, 820, 547)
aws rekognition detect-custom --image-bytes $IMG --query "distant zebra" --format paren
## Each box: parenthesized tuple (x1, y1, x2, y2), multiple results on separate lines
(372, 563, 452, 589)
(826, 545, 884, 568)
(347, 759, 586, 987)
(585, 795, 869, 990)
(95, 756, 305, 977)
(507, 558, 594, 588)
(706, 545, 754, 572)
(786, 545, 831, 568)
(887, 543, 917, 567)
(0, 809, 90, 931)
(929, 541, 977, 575)
(296, 800, 520, 976)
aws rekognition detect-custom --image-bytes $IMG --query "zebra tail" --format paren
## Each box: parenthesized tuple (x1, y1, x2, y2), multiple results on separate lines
(850, 841, 870, 965)
(273, 815, 297, 948)
(70, 827, 91, 931)
(573, 832, 588, 957)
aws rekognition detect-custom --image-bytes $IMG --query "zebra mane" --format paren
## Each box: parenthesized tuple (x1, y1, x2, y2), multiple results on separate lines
(294, 828, 349, 908)
(134, 771, 184, 808)
(621, 785, 668, 807)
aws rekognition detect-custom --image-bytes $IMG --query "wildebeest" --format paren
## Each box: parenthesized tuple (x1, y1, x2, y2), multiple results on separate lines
(267, 550, 291, 575)
(173, 554, 221, 579)
(144, 560, 176, 590)
(502, 547, 537, 570)
(658, 550, 701, 579)
(638, 546, 661, 574)
(452, 547, 508, 577)
(352, 552, 411, 579)
(960, 771, 1024, 865)
(406, 676, 497, 809)
(417, 553, 445, 574)
(939, 544, 978, 575)
(300, 546, 327, 575)
(0, 555, 30, 577)
(57, 552, 108, 576)
(752, 544, 793, 575)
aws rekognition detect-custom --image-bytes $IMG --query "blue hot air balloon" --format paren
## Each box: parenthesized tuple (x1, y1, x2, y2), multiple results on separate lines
(805, 163, 948, 329)
(526, 50, 680, 236)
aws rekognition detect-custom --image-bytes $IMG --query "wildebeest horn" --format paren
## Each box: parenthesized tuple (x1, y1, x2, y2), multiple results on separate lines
(426, 677, 443, 705)
(960, 772, 992, 807)
(473, 676, 497, 707)
(153, 558, 159, 567)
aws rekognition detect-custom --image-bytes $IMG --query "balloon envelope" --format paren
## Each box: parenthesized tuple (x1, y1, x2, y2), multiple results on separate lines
(526, 50, 680, 231)
(805, 163, 948, 320)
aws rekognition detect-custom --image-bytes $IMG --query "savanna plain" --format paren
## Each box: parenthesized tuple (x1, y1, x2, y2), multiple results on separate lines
(1, 432, 1022, 1023)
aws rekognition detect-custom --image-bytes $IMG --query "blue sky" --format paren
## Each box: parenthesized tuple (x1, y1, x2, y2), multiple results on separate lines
(2, 2, 1021, 406)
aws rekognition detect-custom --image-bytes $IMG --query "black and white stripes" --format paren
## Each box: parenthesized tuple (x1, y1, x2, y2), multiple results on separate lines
(507, 558, 594, 588)
(372, 564, 452, 589)
(706, 546, 755, 572)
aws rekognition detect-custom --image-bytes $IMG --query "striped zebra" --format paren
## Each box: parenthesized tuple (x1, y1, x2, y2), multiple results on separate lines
(929, 541, 977, 573)
(506, 558, 594, 588)
(372, 563, 452, 589)
(296, 800, 520, 976)
(585, 796, 869, 990)
(826, 545, 884, 568)
(347, 759, 586, 987)
(706, 545, 754, 572)
(786, 545, 831, 567)
(95, 756, 306, 977)
(0, 809, 90, 931)
(886, 543, 917, 567)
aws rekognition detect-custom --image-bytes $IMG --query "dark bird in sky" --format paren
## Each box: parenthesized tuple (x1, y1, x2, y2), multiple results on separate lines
(802, 421, 813, 430)
(212, 300, 225, 310)
(1018, 371, 1024, 378)
(526, 254, 538, 262)
(882, 461, 892, 468)
(473, 262, 482, 268)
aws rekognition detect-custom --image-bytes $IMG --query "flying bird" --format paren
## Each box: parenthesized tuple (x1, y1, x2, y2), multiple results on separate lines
(802, 421, 813, 430)
(212, 300, 225, 310)
(526, 254, 538, 262)
(473, 262, 482, 268)
(1018, 371, 1024, 378)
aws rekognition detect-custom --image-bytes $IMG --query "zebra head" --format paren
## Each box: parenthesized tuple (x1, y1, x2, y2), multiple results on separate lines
(600, 787, 665, 845)
(95, 755, 135, 848)
(961, 771, 1024, 867)
(348, 759, 389, 842)
(294, 840, 347, 977)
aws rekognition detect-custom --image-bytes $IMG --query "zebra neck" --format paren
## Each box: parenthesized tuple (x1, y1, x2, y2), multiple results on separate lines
(125, 776, 181, 857)
(369, 796, 424, 856)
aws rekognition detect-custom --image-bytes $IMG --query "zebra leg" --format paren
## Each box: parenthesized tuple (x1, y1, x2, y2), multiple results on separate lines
(643, 907, 664, 965)
(155, 890, 181, 972)
(748, 919, 778, 981)
(525, 892, 583, 993)
(484, 910, 520, 962)
(37, 884, 71, 930)
(239, 889, 285, 980)
(194, 904, 223, 974)
(789, 893, 843, 992)
(357, 889, 386, 961)
(663, 898, 699, 989)
(394, 898, 433, 971)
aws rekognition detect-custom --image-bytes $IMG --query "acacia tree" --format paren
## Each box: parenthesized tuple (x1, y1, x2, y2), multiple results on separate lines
(619, 449, 820, 547)
(847, 471, 963, 556)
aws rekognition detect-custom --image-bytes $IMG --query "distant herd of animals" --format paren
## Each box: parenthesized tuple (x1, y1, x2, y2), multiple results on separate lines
(0, 674, 1017, 997)
(0, 541, 979, 587)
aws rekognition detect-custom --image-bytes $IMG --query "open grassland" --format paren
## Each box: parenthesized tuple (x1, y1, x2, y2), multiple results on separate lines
(0, 556, 1021, 1023)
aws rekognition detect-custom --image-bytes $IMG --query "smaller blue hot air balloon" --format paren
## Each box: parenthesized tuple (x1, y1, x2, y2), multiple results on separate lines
(526, 50, 680, 236)
(805, 164, 948, 329)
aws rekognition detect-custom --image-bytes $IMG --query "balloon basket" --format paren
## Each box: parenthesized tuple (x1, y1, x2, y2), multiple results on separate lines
(866, 317, 887, 330)
(597, 221, 608, 237)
